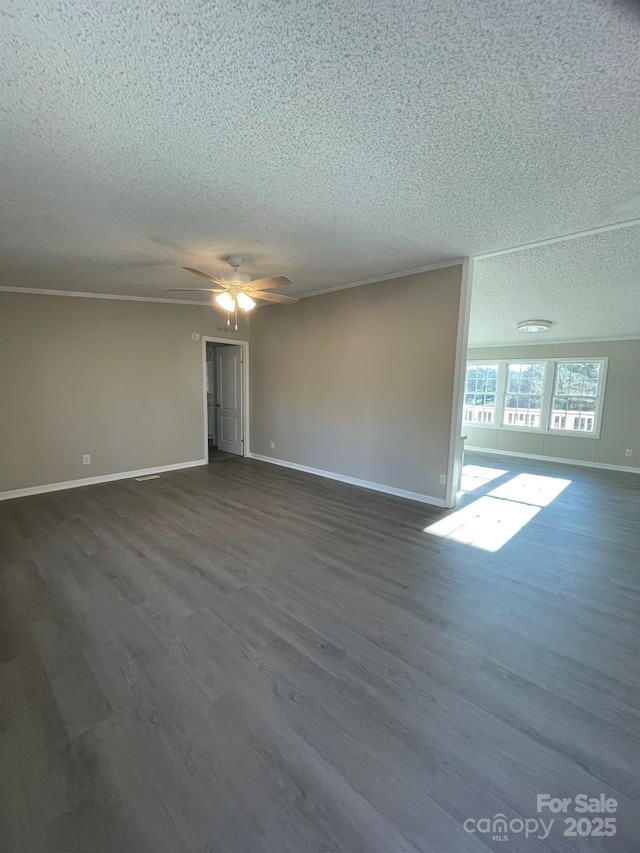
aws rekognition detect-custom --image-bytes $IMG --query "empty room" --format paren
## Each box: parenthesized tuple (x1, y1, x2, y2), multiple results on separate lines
(1, 1, 639, 851)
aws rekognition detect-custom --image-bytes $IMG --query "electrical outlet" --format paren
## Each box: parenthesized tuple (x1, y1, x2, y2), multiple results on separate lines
(270, 441, 275, 450)
(625, 449, 633, 457)
(82, 454, 91, 465)
(438, 473, 447, 486)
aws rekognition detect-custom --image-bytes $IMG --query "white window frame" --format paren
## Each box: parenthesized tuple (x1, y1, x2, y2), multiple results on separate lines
(463, 357, 608, 439)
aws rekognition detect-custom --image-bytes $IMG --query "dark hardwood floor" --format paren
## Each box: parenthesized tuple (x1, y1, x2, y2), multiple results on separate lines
(1, 453, 639, 852)
(208, 443, 237, 463)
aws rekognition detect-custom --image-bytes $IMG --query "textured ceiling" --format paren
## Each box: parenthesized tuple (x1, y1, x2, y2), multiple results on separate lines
(1, 0, 639, 300)
(469, 225, 640, 346)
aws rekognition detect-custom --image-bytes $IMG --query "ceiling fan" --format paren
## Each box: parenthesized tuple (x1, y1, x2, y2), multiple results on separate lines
(166, 256, 298, 327)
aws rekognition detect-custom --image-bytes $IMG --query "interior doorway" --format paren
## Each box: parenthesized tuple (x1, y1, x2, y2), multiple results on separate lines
(202, 337, 249, 461)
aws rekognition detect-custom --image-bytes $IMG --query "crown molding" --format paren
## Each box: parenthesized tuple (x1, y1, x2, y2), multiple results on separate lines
(472, 217, 640, 261)
(0, 285, 210, 306)
(468, 334, 640, 348)
(2, 215, 638, 305)
(0, 261, 466, 306)
(297, 258, 465, 300)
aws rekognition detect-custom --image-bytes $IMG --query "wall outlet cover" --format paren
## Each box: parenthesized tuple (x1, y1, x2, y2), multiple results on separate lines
(82, 454, 91, 465)
(625, 449, 633, 457)
(438, 473, 447, 485)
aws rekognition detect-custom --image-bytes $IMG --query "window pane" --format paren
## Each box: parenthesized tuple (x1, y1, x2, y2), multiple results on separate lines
(530, 363, 545, 394)
(466, 367, 477, 392)
(507, 366, 521, 393)
(463, 364, 498, 424)
(502, 399, 543, 427)
(555, 364, 570, 395)
(506, 362, 545, 393)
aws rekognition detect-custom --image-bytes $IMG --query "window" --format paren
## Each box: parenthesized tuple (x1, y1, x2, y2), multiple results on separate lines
(464, 363, 498, 425)
(549, 361, 602, 434)
(502, 362, 545, 429)
(463, 358, 607, 438)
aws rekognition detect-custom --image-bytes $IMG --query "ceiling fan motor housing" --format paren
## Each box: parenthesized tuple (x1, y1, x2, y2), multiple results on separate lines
(219, 270, 252, 286)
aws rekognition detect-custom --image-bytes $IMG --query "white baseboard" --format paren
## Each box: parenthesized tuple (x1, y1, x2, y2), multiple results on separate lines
(248, 453, 446, 507)
(466, 446, 640, 475)
(0, 459, 208, 502)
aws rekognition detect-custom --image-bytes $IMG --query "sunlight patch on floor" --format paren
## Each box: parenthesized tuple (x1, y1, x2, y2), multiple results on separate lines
(488, 473, 571, 507)
(460, 464, 508, 493)
(425, 472, 572, 551)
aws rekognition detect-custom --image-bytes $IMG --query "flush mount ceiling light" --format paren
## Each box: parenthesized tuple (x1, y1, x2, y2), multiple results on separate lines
(517, 319, 552, 333)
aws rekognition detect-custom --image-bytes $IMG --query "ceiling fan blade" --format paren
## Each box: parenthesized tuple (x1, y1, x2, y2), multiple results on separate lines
(248, 275, 293, 291)
(182, 267, 226, 286)
(165, 288, 226, 293)
(254, 291, 299, 304)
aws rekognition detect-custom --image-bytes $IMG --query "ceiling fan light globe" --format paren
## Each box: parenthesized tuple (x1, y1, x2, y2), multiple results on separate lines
(215, 292, 236, 312)
(236, 292, 256, 312)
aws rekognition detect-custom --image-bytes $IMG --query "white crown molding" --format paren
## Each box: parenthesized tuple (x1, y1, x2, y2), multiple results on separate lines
(297, 217, 640, 303)
(248, 453, 446, 507)
(0, 285, 211, 306)
(472, 217, 640, 261)
(466, 446, 640, 475)
(468, 334, 640, 348)
(0, 260, 465, 305)
(0, 459, 207, 502)
(297, 258, 465, 300)
(2, 216, 638, 305)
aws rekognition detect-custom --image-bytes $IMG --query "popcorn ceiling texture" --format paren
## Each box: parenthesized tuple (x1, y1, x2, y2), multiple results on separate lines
(470, 225, 640, 345)
(1, 0, 639, 302)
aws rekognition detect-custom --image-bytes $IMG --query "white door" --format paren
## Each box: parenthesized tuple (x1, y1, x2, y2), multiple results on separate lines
(216, 345, 243, 455)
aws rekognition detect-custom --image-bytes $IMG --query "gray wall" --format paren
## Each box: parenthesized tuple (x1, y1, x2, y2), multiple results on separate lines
(0, 292, 248, 492)
(250, 265, 464, 501)
(465, 340, 640, 469)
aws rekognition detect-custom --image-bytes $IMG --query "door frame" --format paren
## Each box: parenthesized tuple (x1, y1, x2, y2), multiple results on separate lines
(201, 336, 250, 459)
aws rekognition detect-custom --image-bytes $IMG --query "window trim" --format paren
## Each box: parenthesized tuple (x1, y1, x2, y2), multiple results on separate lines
(463, 357, 609, 439)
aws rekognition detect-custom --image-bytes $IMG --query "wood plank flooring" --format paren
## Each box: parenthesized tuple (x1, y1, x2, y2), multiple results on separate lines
(1, 453, 639, 852)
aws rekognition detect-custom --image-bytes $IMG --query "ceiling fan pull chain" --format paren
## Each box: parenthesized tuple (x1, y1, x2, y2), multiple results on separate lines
(234, 302, 238, 332)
